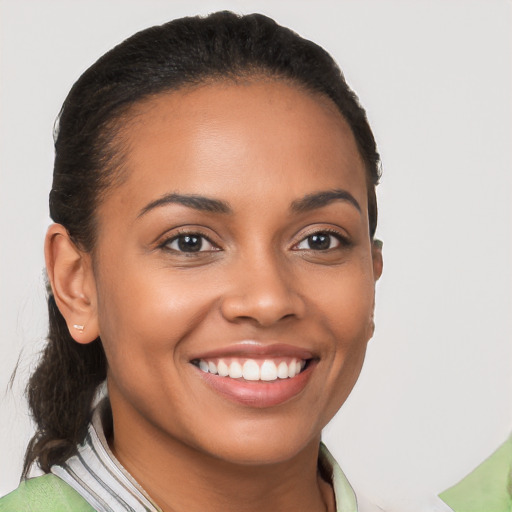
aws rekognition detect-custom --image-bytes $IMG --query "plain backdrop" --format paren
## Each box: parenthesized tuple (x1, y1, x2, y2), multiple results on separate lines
(1, 1, 511, 511)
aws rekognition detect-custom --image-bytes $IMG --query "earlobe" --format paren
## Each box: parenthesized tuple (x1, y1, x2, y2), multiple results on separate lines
(368, 313, 375, 340)
(45, 224, 99, 344)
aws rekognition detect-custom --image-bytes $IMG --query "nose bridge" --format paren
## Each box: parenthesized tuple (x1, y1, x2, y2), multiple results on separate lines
(220, 244, 304, 326)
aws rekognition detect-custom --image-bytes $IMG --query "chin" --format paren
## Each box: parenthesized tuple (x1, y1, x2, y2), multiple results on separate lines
(193, 416, 324, 467)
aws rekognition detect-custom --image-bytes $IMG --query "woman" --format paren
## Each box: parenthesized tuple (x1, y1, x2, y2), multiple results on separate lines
(0, 11, 383, 511)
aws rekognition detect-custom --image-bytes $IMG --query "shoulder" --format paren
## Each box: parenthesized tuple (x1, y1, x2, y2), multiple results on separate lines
(0, 474, 95, 512)
(439, 435, 512, 512)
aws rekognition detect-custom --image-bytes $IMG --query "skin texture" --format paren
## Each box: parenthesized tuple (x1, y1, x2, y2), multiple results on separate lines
(46, 80, 382, 512)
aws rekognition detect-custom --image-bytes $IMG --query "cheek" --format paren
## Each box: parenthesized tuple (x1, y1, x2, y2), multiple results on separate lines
(307, 262, 375, 406)
(308, 261, 375, 337)
(94, 267, 215, 429)
(94, 261, 213, 375)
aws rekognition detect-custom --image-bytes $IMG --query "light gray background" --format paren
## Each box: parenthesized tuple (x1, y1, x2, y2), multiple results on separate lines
(1, 1, 511, 511)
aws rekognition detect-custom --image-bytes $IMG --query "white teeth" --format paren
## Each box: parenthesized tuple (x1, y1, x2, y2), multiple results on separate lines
(228, 361, 243, 379)
(242, 360, 260, 381)
(277, 361, 289, 379)
(288, 360, 297, 378)
(197, 357, 306, 381)
(217, 359, 229, 377)
(260, 360, 277, 381)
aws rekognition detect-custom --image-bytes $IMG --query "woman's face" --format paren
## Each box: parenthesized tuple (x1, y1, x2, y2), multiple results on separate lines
(89, 80, 381, 465)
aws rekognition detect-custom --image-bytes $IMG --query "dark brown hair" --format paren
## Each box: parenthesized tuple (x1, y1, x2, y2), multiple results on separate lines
(23, 10, 381, 476)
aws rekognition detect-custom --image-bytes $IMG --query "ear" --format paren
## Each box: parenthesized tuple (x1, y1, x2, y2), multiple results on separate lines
(367, 239, 383, 339)
(45, 224, 99, 344)
(372, 239, 383, 282)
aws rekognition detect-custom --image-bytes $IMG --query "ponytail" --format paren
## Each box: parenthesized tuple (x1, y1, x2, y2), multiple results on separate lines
(23, 294, 106, 476)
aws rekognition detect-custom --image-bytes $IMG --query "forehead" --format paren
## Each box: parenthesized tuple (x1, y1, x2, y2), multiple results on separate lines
(103, 80, 367, 216)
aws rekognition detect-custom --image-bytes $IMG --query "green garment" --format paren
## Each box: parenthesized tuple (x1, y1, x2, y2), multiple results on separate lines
(0, 474, 94, 512)
(440, 435, 512, 512)
(0, 444, 355, 512)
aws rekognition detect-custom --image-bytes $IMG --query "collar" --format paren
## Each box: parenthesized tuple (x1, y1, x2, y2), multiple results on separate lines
(52, 399, 358, 512)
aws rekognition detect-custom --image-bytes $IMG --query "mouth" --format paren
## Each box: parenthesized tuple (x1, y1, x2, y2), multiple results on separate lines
(189, 343, 318, 407)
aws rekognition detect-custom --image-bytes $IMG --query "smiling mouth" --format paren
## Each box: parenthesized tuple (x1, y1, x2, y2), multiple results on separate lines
(192, 357, 310, 382)
(190, 344, 317, 407)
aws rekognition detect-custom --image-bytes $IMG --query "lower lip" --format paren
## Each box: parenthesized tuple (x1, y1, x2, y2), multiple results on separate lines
(195, 362, 316, 408)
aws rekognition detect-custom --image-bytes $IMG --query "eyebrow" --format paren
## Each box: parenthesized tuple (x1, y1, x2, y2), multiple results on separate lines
(138, 193, 232, 218)
(138, 188, 361, 219)
(290, 189, 361, 213)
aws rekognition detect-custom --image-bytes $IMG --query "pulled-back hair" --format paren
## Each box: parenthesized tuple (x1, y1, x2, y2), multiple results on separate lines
(23, 10, 381, 476)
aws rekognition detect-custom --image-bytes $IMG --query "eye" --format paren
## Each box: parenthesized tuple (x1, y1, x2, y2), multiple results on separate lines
(164, 233, 218, 253)
(295, 231, 342, 251)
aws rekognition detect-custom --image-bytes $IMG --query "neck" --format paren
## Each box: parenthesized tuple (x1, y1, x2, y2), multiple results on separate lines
(109, 405, 334, 512)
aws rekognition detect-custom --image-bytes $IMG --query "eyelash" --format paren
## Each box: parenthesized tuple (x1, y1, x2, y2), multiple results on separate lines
(159, 227, 349, 255)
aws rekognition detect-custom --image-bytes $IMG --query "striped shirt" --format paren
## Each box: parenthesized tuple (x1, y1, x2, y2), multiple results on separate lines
(51, 399, 359, 512)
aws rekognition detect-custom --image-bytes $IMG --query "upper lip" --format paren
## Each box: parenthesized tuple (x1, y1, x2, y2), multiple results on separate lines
(190, 341, 316, 361)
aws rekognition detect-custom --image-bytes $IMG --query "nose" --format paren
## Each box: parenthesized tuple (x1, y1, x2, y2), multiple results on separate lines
(220, 252, 305, 327)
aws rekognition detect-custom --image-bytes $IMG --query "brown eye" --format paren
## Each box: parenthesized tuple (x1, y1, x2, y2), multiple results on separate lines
(165, 234, 217, 253)
(295, 232, 341, 251)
